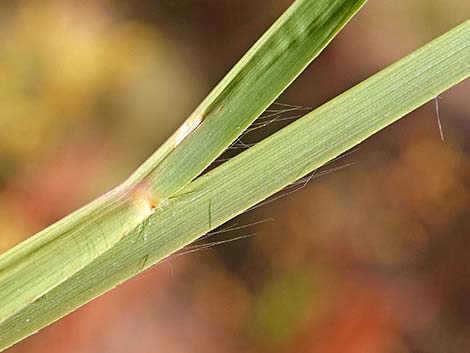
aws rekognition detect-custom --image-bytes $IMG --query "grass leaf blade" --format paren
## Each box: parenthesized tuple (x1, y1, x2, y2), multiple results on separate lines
(0, 19, 467, 352)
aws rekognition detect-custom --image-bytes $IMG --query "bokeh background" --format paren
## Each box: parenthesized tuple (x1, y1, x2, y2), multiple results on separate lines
(1, 1, 469, 352)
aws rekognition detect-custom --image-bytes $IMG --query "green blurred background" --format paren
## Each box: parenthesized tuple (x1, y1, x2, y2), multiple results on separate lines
(1, 1, 469, 352)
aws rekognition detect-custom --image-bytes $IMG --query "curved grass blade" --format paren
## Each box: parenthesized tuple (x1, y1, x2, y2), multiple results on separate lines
(0, 0, 366, 331)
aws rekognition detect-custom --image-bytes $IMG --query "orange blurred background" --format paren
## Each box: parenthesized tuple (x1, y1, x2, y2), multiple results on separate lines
(1, 1, 469, 352)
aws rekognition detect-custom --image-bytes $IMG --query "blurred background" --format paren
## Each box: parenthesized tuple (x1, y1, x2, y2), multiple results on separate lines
(1, 0, 469, 352)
